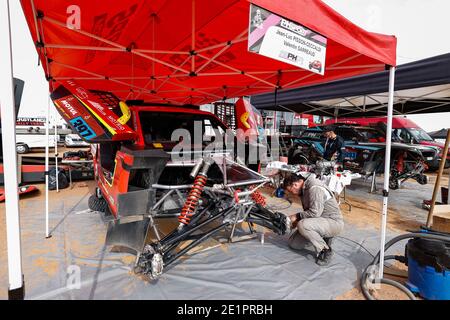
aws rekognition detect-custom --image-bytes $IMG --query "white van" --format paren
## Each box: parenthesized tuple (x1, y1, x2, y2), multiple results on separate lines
(16, 134, 59, 154)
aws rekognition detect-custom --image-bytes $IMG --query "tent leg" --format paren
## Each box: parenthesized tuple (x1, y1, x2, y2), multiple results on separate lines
(54, 109, 59, 192)
(45, 97, 51, 238)
(378, 66, 396, 280)
(0, 0, 24, 299)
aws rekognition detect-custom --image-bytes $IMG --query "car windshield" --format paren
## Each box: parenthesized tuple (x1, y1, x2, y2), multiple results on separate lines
(355, 128, 385, 142)
(139, 111, 226, 145)
(392, 128, 416, 143)
(408, 128, 433, 142)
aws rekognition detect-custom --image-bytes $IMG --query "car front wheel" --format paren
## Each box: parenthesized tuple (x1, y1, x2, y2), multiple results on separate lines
(16, 144, 29, 154)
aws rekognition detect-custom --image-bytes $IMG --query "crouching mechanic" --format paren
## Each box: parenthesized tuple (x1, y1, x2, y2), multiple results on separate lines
(283, 172, 344, 266)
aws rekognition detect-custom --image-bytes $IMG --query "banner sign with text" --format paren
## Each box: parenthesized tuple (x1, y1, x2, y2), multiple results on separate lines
(248, 4, 327, 75)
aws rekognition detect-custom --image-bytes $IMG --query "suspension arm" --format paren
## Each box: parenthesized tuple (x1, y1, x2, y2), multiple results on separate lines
(164, 222, 231, 268)
(156, 203, 213, 246)
(161, 206, 234, 250)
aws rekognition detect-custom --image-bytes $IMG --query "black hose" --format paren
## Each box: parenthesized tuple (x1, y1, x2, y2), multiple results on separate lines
(360, 232, 450, 300)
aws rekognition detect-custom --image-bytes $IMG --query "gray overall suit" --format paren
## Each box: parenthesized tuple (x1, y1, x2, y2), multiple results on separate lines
(288, 174, 344, 253)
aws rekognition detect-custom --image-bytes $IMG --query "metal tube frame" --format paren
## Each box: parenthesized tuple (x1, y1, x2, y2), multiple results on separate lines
(134, 155, 290, 279)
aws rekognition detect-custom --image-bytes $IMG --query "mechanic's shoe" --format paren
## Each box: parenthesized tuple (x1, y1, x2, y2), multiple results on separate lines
(324, 237, 333, 249)
(316, 248, 333, 266)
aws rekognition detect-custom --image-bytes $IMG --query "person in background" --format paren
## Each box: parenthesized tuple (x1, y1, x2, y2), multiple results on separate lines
(322, 126, 345, 164)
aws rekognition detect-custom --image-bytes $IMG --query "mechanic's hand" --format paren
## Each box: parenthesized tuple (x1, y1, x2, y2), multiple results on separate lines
(289, 214, 299, 229)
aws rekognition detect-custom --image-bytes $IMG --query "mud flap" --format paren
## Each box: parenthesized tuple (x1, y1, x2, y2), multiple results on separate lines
(105, 217, 150, 254)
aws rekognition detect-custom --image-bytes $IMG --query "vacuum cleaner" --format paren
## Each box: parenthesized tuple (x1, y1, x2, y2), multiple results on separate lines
(361, 230, 450, 300)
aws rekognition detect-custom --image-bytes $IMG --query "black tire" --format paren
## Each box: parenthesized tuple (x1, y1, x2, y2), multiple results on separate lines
(426, 166, 439, 173)
(389, 178, 399, 190)
(16, 144, 29, 154)
(289, 151, 310, 165)
(445, 160, 450, 169)
(88, 194, 109, 212)
(415, 174, 428, 185)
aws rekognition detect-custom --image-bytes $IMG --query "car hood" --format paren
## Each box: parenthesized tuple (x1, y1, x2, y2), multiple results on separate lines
(348, 142, 435, 152)
(420, 140, 444, 148)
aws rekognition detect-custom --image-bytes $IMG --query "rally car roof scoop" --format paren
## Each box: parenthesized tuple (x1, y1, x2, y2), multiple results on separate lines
(51, 80, 138, 143)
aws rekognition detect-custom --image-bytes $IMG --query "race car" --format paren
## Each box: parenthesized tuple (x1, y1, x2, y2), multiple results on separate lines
(65, 133, 90, 147)
(50, 81, 289, 279)
(287, 125, 431, 189)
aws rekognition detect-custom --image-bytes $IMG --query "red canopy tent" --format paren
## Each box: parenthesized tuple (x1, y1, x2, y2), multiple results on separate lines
(1, 0, 397, 298)
(20, 0, 396, 105)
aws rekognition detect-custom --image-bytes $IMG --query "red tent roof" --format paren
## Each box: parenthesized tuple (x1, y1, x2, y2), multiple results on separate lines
(20, 0, 396, 105)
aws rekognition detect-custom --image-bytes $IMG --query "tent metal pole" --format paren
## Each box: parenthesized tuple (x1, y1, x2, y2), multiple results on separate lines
(45, 96, 51, 238)
(327, 64, 384, 70)
(196, 37, 247, 53)
(0, 0, 24, 299)
(378, 66, 396, 280)
(54, 110, 59, 192)
(191, 0, 196, 72)
(196, 29, 248, 74)
(196, 52, 278, 88)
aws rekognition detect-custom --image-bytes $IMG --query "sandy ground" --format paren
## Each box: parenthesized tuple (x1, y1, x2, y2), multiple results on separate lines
(333, 171, 450, 300)
(260, 185, 419, 300)
(1, 169, 446, 300)
(0, 181, 93, 299)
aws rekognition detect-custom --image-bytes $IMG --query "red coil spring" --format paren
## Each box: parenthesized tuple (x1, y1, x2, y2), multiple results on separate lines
(178, 175, 208, 225)
(251, 189, 267, 207)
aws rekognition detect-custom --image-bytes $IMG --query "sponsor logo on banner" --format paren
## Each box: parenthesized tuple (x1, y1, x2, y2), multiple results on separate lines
(248, 4, 327, 75)
(61, 97, 78, 116)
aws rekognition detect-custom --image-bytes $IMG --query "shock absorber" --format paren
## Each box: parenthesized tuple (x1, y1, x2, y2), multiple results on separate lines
(396, 151, 406, 173)
(233, 186, 267, 206)
(178, 157, 214, 227)
(251, 188, 267, 207)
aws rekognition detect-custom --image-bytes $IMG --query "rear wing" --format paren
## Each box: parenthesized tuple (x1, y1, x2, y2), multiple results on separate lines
(51, 80, 137, 143)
